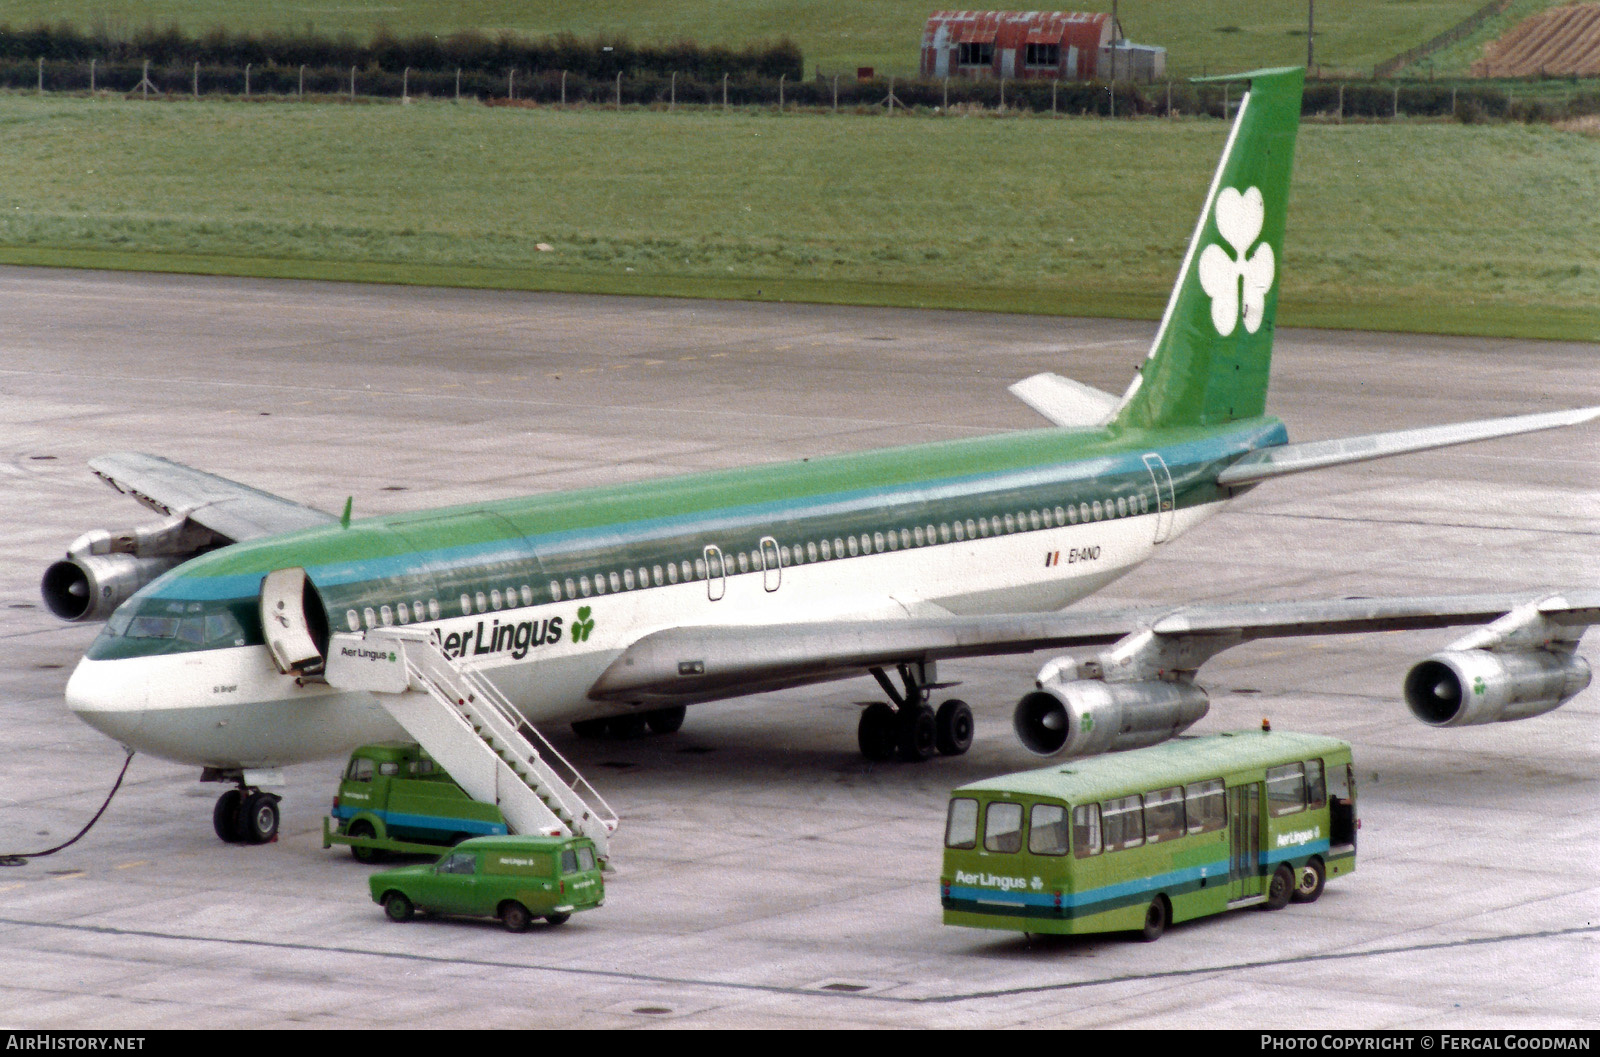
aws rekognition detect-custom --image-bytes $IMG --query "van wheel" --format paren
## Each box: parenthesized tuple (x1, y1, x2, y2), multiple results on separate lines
(1292, 858, 1326, 904)
(1139, 896, 1169, 942)
(348, 821, 384, 864)
(383, 892, 413, 922)
(545, 912, 572, 926)
(500, 902, 532, 932)
(1263, 865, 1294, 910)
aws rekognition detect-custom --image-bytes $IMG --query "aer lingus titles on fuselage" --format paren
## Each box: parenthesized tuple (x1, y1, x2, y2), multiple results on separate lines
(48, 67, 1600, 846)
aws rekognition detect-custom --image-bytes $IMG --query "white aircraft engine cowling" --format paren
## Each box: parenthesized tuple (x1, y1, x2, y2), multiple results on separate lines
(1403, 649, 1592, 727)
(1013, 664, 1210, 757)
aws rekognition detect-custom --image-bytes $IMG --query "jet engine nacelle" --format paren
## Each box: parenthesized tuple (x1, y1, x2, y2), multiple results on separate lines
(41, 553, 180, 622)
(1403, 649, 1592, 727)
(1013, 671, 1210, 758)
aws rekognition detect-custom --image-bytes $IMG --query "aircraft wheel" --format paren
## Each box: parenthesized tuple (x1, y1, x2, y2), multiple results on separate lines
(212, 790, 243, 843)
(241, 791, 280, 845)
(500, 901, 533, 933)
(1263, 864, 1295, 911)
(607, 714, 649, 739)
(935, 699, 974, 756)
(570, 718, 609, 739)
(645, 706, 686, 734)
(897, 705, 937, 763)
(1291, 858, 1326, 904)
(857, 703, 897, 762)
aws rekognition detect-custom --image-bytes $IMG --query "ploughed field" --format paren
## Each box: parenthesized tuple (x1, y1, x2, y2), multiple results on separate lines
(1473, 2, 1600, 75)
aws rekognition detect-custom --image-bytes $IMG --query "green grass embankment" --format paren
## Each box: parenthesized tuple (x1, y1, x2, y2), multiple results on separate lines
(0, 95, 1596, 340)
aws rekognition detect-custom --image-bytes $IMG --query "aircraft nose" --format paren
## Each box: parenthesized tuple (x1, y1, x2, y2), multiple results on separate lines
(64, 656, 149, 746)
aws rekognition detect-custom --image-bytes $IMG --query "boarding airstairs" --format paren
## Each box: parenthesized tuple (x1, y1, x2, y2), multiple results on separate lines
(324, 627, 618, 859)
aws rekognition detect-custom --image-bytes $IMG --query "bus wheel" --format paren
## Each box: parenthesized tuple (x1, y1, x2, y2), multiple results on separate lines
(1264, 865, 1294, 910)
(1140, 897, 1169, 942)
(383, 892, 413, 922)
(500, 902, 533, 933)
(1291, 858, 1326, 904)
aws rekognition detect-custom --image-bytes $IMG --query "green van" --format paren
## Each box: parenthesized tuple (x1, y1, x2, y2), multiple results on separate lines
(369, 834, 605, 931)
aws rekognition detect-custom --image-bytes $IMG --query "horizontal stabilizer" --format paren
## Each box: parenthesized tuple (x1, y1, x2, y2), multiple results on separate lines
(1216, 406, 1600, 486)
(1008, 373, 1120, 429)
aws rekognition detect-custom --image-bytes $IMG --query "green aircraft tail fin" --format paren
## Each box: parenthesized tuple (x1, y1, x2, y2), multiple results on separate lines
(1112, 67, 1304, 431)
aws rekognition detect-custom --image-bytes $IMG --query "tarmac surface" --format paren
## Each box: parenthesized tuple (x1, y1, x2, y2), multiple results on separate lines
(0, 266, 1596, 1029)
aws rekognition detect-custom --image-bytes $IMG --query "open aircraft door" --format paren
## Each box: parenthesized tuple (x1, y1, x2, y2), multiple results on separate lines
(260, 566, 330, 675)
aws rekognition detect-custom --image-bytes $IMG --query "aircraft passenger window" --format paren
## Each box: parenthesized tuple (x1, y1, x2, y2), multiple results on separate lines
(1029, 803, 1070, 856)
(1184, 779, 1227, 834)
(623, 569, 635, 590)
(579, 576, 592, 596)
(945, 798, 979, 850)
(966, 519, 978, 539)
(983, 801, 1024, 854)
(833, 538, 845, 558)
(1066, 505, 1078, 524)
(820, 540, 832, 560)
(1144, 786, 1186, 843)
(667, 564, 680, 584)
(1305, 759, 1326, 809)
(1117, 497, 1128, 518)
(608, 572, 621, 593)
(652, 566, 663, 586)
(913, 526, 925, 546)
(489, 589, 502, 610)
(379, 606, 393, 626)
(1092, 501, 1103, 520)
(1079, 503, 1090, 523)
(413, 600, 425, 620)
(521, 586, 533, 606)
(1139, 495, 1149, 514)
(1003, 514, 1015, 534)
(363, 608, 377, 629)
(874, 532, 886, 551)
(847, 536, 859, 557)
(952, 521, 964, 541)
(1055, 506, 1067, 524)
(885, 532, 898, 551)
(396, 603, 410, 624)
(1072, 804, 1102, 858)
(1266, 763, 1308, 816)
(1101, 794, 1145, 851)
(429, 599, 441, 620)
(1029, 510, 1041, 530)
(1040, 508, 1053, 528)
(550, 581, 563, 602)
(806, 541, 818, 562)
(460, 594, 473, 616)
(476, 591, 488, 613)
(926, 524, 938, 543)
(934, 523, 946, 542)
(346, 610, 361, 631)
(695, 559, 707, 580)
(900, 529, 912, 549)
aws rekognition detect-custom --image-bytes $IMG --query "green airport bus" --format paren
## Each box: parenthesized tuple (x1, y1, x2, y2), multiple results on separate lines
(941, 730, 1357, 940)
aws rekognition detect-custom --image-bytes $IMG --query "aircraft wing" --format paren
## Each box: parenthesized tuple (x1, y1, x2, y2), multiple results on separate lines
(88, 452, 336, 543)
(589, 591, 1600, 705)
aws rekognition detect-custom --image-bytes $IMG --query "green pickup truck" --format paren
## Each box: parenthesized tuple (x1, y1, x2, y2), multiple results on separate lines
(323, 742, 508, 861)
(369, 834, 605, 931)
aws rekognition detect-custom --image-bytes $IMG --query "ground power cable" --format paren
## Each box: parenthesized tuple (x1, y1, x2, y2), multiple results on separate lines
(1, 749, 135, 866)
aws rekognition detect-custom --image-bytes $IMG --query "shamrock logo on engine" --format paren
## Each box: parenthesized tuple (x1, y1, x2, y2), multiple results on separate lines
(1197, 185, 1275, 337)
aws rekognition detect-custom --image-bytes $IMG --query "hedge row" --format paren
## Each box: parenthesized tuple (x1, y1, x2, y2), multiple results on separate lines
(5, 58, 1598, 122)
(0, 23, 804, 82)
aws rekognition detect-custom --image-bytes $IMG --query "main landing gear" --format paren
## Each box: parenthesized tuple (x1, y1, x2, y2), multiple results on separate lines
(207, 775, 281, 845)
(570, 705, 686, 740)
(858, 662, 973, 763)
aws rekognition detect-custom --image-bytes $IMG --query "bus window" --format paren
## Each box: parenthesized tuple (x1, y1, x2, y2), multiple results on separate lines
(1185, 779, 1226, 834)
(1266, 762, 1308, 816)
(1029, 804, 1070, 856)
(1102, 794, 1144, 851)
(984, 801, 1024, 853)
(1072, 804, 1102, 858)
(1144, 786, 1185, 843)
(945, 798, 979, 850)
(1305, 759, 1326, 809)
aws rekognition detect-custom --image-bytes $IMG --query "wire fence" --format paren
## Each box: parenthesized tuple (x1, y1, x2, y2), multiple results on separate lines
(5, 58, 1599, 122)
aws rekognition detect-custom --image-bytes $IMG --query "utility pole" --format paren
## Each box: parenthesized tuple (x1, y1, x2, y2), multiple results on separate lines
(1307, 0, 1316, 71)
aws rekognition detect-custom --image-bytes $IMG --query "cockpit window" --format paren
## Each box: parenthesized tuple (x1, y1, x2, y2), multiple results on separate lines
(126, 615, 180, 639)
(87, 597, 261, 660)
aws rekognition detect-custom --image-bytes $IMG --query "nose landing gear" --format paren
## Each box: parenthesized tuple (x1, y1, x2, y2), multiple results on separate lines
(859, 662, 973, 762)
(207, 776, 281, 845)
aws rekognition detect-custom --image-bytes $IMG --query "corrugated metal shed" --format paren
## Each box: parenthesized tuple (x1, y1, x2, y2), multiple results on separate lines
(921, 11, 1114, 81)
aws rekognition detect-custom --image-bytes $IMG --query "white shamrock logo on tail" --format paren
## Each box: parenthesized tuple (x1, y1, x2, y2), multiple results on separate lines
(1197, 186, 1274, 336)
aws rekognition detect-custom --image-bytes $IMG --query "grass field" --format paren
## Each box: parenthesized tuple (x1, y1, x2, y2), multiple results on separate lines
(0, 94, 1596, 340)
(2, 0, 1499, 79)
